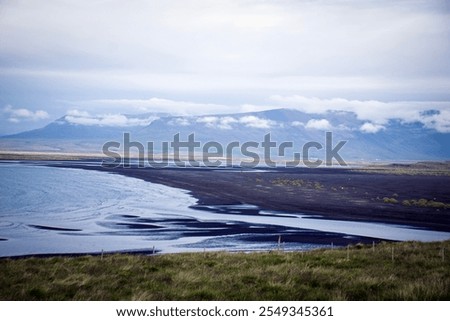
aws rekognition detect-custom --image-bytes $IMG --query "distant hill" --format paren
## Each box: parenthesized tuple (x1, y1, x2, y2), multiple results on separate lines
(1, 108, 449, 162)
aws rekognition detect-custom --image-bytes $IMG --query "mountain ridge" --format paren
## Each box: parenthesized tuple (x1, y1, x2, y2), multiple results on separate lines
(1, 108, 449, 161)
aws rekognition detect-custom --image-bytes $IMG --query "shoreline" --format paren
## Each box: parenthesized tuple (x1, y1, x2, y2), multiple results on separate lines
(49, 161, 450, 233)
(0, 248, 161, 260)
(1, 159, 449, 258)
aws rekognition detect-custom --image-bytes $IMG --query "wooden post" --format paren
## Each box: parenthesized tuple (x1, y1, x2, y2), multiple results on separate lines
(101, 249, 104, 260)
(372, 241, 375, 253)
(152, 246, 155, 255)
(331, 242, 334, 250)
(278, 235, 281, 251)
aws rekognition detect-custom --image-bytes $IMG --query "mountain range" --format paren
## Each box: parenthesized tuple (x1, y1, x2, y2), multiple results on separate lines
(1, 108, 449, 162)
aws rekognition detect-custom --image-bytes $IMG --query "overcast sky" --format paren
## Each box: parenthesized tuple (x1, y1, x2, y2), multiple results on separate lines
(1, 0, 449, 134)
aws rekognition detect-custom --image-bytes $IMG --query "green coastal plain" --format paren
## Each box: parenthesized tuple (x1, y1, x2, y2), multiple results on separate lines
(1, 241, 449, 300)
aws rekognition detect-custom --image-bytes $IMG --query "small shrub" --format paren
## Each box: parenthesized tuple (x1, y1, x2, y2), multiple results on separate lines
(427, 201, 446, 209)
(314, 182, 323, 190)
(383, 197, 398, 204)
(417, 198, 428, 207)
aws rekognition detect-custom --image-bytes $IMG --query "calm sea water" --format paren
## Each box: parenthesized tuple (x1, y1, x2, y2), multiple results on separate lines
(1, 162, 449, 257)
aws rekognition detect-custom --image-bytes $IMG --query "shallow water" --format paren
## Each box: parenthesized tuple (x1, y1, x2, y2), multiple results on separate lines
(0, 163, 449, 257)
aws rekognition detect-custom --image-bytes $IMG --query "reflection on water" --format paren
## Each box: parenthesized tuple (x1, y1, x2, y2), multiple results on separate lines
(0, 162, 449, 257)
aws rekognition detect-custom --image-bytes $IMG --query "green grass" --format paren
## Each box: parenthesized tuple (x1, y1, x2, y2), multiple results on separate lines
(1, 241, 449, 300)
(271, 178, 324, 190)
(379, 196, 450, 208)
(352, 161, 450, 176)
(401, 198, 450, 209)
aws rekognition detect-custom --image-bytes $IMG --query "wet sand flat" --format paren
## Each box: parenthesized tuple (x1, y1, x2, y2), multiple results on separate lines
(59, 163, 450, 233)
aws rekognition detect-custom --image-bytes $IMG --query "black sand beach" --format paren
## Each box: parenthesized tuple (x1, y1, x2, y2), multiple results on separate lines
(55, 162, 450, 233)
(1, 155, 450, 256)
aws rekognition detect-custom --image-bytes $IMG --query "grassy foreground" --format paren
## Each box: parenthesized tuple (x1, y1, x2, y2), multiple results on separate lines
(1, 241, 449, 300)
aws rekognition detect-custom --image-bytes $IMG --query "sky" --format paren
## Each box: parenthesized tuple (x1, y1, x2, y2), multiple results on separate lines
(0, 0, 450, 135)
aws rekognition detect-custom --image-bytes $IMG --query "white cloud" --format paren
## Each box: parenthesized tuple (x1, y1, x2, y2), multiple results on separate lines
(2, 0, 448, 79)
(1, 0, 449, 105)
(65, 112, 157, 127)
(219, 116, 239, 130)
(305, 119, 332, 130)
(75, 97, 233, 116)
(270, 95, 450, 133)
(420, 109, 450, 133)
(2, 105, 49, 122)
(360, 122, 385, 134)
(61, 96, 450, 133)
(168, 117, 191, 127)
(66, 109, 91, 117)
(196, 116, 238, 130)
(239, 116, 276, 129)
(291, 121, 304, 127)
(196, 116, 219, 128)
(1, 1, 449, 136)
